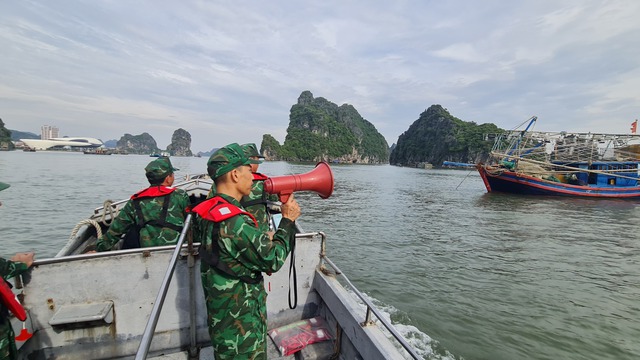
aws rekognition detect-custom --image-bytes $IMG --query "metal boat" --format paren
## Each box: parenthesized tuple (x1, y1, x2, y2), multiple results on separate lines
(10, 176, 421, 359)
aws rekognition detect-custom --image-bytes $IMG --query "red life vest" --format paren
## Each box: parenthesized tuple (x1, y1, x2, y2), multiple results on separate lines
(192, 196, 258, 226)
(123, 186, 181, 249)
(0, 278, 26, 321)
(131, 186, 176, 200)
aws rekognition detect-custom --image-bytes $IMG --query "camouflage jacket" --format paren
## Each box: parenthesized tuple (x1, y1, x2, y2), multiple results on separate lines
(195, 193, 295, 357)
(195, 192, 294, 280)
(240, 175, 280, 233)
(0, 256, 28, 317)
(96, 187, 190, 251)
(0, 258, 28, 282)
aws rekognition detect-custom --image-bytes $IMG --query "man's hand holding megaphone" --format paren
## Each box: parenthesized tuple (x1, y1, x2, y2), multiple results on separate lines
(280, 194, 301, 223)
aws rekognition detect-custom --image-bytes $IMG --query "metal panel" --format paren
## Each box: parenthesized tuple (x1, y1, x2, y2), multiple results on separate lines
(312, 270, 407, 360)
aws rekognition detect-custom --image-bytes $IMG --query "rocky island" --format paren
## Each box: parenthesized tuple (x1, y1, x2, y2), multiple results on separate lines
(390, 105, 502, 167)
(261, 91, 389, 164)
(115, 129, 193, 156)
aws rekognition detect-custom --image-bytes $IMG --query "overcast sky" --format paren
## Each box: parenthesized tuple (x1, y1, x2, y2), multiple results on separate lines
(1, 1, 639, 152)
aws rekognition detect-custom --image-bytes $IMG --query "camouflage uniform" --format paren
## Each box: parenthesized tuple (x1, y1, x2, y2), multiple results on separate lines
(241, 178, 279, 233)
(240, 143, 279, 233)
(0, 258, 28, 360)
(195, 144, 295, 360)
(96, 157, 190, 251)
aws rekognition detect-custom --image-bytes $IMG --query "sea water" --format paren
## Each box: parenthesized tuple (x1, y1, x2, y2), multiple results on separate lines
(1, 151, 639, 360)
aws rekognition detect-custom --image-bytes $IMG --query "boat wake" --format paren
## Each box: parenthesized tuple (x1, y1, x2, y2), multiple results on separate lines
(351, 290, 462, 360)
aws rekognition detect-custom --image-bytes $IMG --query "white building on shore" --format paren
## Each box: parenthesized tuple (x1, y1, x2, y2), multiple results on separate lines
(20, 137, 103, 150)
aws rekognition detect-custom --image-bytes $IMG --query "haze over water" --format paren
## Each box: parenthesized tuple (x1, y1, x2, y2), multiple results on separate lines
(1, 151, 639, 360)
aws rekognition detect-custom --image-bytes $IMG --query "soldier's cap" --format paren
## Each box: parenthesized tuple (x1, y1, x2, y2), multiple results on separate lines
(241, 143, 264, 162)
(207, 143, 260, 179)
(145, 157, 178, 182)
(0, 182, 10, 192)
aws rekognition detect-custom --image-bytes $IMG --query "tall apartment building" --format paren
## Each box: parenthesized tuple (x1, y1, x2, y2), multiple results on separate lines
(41, 125, 59, 140)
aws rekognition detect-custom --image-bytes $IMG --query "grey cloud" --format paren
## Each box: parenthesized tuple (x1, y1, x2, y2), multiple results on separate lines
(1, 0, 639, 152)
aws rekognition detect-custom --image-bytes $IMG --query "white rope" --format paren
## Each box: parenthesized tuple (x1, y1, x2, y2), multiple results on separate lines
(99, 200, 115, 226)
(69, 219, 103, 241)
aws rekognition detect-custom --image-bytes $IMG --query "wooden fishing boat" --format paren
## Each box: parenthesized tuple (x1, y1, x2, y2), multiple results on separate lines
(10, 176, 421, 359)
(477, 117, 640, 198)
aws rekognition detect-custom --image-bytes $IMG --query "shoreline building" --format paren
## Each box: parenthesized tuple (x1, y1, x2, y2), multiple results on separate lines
(21, 124, 103, 150)
(20, 137, 104, 150)
(41, 125, 59, 140)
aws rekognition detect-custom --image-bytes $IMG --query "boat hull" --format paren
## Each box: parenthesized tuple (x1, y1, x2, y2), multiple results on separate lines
(477, 164, 640, 198)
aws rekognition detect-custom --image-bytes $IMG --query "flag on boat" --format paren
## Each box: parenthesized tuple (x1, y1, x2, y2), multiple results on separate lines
(632, 119, 638, 134)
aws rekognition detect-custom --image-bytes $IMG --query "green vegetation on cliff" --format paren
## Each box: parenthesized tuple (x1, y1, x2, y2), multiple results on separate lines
(262, 91, 389, 164)
(389, 105, 502, 167)
(0, 119, 14, 150)
(260, 134, 281, 159)
(166, 128, 193, 156)
(116, 132, 159, 155)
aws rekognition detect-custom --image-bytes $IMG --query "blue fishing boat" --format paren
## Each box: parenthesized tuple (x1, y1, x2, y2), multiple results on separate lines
(477, 117, 640, 198)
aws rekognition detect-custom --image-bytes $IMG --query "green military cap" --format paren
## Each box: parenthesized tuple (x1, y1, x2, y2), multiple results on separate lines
(145, 157, 178, 183)
(241, 143, 264, 163)
(207, 143, 260, 179)
(0, 182, 10, 192)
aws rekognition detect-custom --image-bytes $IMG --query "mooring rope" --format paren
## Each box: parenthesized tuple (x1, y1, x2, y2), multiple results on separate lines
(99, 199, 115, 226)
(69, 219, 103, 241)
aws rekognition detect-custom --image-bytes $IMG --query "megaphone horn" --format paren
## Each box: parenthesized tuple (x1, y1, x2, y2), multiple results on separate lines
(264, 161, 335, 203)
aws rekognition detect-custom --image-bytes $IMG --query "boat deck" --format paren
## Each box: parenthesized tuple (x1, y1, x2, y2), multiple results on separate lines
(147, 339, 336, 359)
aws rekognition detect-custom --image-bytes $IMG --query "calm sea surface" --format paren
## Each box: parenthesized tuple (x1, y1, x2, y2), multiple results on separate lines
(1, 151, 639, 360)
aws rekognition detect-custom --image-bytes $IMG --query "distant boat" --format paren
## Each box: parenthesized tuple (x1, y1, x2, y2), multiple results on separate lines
(84, 148, 113, 155)
(150, 151, 170, 157)
(23, 147, 36, 152)
(442, 161, 475, 168)
(477, 116, 640, 198)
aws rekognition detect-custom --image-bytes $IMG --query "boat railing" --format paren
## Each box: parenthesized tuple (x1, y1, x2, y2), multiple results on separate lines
(135, 213, 193, 360)
(316, 231, 422, 360)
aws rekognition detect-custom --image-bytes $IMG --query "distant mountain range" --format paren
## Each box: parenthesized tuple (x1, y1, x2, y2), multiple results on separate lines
(103, 139, 118, 148)
(10, 130, 39, 141)
(197, 148, 219, 158)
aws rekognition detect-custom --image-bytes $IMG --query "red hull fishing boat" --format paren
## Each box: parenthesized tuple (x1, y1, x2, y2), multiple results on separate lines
(477, 117, 640, 198)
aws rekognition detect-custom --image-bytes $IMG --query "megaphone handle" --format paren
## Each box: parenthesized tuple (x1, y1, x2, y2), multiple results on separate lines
(279, 190, 293, 203)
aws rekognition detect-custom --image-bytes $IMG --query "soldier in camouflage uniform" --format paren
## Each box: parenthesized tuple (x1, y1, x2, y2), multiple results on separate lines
(0, 182, 35, 360)
(192, 143, 301, 360)
(96, 157, 190, 251)
(239, 143, 280, 233)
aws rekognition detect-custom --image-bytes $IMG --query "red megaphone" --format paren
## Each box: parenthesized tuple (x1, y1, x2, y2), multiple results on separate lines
(264, 162, 334, 203)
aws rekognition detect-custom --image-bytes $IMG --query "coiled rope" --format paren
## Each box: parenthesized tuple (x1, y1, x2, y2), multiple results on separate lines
(69, 219, 103, 241)
(99, 200, 115, 226)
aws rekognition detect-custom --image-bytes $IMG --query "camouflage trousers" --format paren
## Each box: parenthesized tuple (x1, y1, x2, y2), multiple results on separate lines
(201, 268, 267, 360)
(0, 319, 16, 360)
